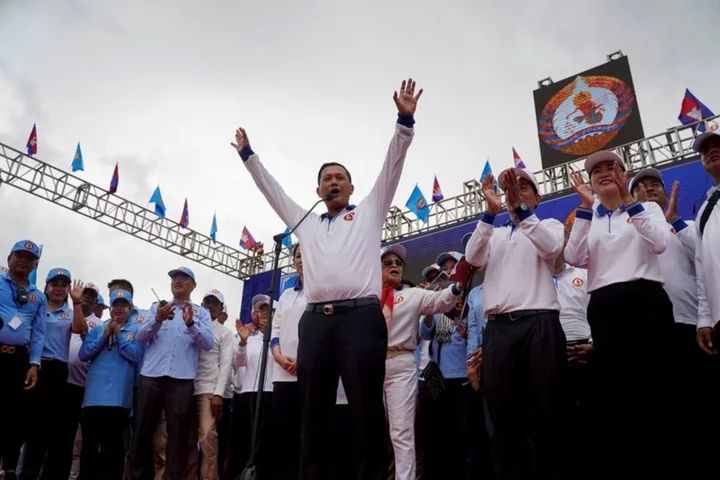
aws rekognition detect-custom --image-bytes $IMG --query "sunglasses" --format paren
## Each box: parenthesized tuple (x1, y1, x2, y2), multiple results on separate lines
(382, 259, 404, 268)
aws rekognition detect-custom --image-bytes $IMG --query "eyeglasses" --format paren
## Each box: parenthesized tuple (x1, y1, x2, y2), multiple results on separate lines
(382, 259, 404, 268)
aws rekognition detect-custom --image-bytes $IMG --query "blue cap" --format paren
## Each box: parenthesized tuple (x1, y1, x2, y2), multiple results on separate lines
(168, 266, 195, 281)
(46, 268, 72, 283)
(97, 295, 108, 308)
(109, 289, 133, 304)
(11, 240, 41, 258)
(435, 251, 462, 269)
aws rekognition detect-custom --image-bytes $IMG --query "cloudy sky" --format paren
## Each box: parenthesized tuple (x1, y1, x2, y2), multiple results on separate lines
(1, 0, 718, 318)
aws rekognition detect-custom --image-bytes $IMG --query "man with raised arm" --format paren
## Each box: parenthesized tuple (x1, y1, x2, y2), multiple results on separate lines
(231, 78, 423, 480)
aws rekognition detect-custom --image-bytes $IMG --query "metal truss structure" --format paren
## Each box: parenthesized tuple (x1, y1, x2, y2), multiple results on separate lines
(0, 142, 267, 280)
(1, 115, 716, 278)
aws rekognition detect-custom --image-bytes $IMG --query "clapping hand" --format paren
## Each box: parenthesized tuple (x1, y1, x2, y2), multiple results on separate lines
(182, 303, 195, 327)
(665, 181, 680, 222)
(503, 171, 521, 211)
(393, 78, 423, 116)
(482, 174, 501, 214)
(611, 163, 633, 205)
(570, 170, 593, 208)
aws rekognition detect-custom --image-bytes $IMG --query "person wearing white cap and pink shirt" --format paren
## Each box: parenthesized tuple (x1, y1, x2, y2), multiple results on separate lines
(185, 289, 234, 480)
(379, 243, 461, 480)
(566, 150, 674, 477)
(464, 166, 566, 480)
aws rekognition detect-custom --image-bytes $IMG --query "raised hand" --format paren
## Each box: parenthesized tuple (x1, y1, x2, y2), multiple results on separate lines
(230, 127, 250, 153)
(633, 182, 648, 203)
(393, 78, 423, 116)
(503, 171, 521, 211)
(570, 170, 593, 208)
(236, 319, 251, 346)
(482, 174, 501, 214)
(611, 163, 633, 205)
(182, 303, 195, 326)
(665, 181, 680, 222)
(69, 279, 84, 304)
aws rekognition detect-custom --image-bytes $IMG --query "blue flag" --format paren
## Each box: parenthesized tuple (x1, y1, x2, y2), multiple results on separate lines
(679, 89, 715, 133)
(210, 213, 218, 243)
(148, 185, 166, 218)
(480, 158, 498, 192)
(71, 142, 84, 172)
(405, 184, 430, 223)
(281, 227, 293, 248)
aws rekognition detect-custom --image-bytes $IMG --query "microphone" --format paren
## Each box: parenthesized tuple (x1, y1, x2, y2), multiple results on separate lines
(273, 190, 339, 244)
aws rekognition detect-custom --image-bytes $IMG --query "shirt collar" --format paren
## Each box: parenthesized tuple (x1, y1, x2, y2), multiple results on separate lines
(553, 264, 572, 279)
(595, 203, 626, 217)
(502, 219, 517, 230)
(50, 303, 72, 315)
(320, 204, 356, 221)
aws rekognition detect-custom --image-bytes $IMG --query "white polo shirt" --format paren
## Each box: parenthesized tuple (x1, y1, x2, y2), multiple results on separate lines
(565, 200, 669, 293)
(387, 285, 459, 351)
(234, 333, 274, 394)
(696, 186, 720, 329)
(657, 218, 699, 325)
(194, 319, 235, 396)
(554, 265, 591, 342)
(67, 314, 101, 387)
(465, 211, 564, 316)
(243, 123, 414, 303)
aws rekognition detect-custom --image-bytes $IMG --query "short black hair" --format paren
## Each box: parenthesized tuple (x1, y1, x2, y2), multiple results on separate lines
(108, 279, 135, 296)
(291, 243, 300, 257)
(317, 162, 352, 185)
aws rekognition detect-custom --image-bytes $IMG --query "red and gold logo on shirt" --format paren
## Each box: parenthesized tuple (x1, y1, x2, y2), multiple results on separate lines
(125, 333, 134, 341)
(28, 294, 37, 303)
(88, 321, 97, 329)
(396, 296, 405, 304)
(60, 312, 70, 319)
(343, 212, 356, 222)
(626, 217, 633, 224)
(572, 277, 584, 288)
(136, 316, 144, 323)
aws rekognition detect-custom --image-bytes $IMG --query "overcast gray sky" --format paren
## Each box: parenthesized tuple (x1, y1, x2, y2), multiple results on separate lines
(1, 0, 718, 316)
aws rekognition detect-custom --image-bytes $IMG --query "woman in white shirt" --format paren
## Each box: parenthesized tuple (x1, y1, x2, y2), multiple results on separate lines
(565, 150, 674, 478)
(227, 295, 274, 480)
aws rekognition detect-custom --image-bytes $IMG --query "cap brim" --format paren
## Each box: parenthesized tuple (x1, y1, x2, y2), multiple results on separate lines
(381, 243, 407, 261)
(497, 168, 539, 193)
(47, 274, 71, 282)
(421, 265, 440, 280)
(693, 131, 720, 153)
(585, 151, 625, 175)
(168, 269, 194, 280)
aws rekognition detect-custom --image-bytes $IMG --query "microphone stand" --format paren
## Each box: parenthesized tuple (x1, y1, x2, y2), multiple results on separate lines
(240, 194, 334, 480)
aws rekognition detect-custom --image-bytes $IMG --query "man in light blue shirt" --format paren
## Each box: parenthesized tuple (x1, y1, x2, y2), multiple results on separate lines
(0, 240, 46, 480)
(79, 289, 143, 479)
(126, 266, 213, 480)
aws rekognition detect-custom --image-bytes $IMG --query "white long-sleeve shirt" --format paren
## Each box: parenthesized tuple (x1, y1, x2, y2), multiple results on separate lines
(658, 218, 699, 325)
(565, 200, 669, 293)
(243, 123, 414, 303)
(554, 265, 591, 342)
(465, 211, 564, 316)
(194, 319, 235, 396)
(234, 333, 274, 394)
(388, 285, 459, 350)
(696, 186, 720, 329)
(271, 287, 306, 383)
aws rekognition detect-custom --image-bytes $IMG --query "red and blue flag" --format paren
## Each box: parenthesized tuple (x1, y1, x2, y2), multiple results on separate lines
(240, 226, 257, 250)
(679, 89, 715, 132)
(432, 175, 444, 202)
(109, 163, 119, 194)
(179, 198, 190, 228)
(512, 147, 527, 169)
(26, 124, 37, 156)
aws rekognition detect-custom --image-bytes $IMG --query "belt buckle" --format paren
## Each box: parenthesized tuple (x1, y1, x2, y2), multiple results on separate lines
(322, 304, 334, 316)
(1, 345, 16, 354)
(508, 311, 518, 322)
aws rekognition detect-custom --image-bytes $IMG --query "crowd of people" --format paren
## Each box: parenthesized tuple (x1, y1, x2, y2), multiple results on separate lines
(1, 77, 720, 480)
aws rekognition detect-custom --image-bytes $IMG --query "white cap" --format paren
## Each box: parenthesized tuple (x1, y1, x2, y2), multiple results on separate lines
(381, 243, 407, 262)
(497, 167, 539, 194)
(436, 251, 462, 268)
(252, 294, 270, 310)
(203, 289, 225, 304)
(584, 151, 626, 175)
(629, 167, 664, 193)
(421, 264, 441, 280)
(693, 131, 720, 153)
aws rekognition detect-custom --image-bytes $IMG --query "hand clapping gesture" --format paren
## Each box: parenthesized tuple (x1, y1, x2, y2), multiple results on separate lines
(611, 163, 634, 205)
(665, 181, 680, 222)
(482, 174, 501, 214)
(181, 303, 195, 327)
(570, 170, 594, 208)
(503, 171, 521, 212)
(393, 78, 423, 116)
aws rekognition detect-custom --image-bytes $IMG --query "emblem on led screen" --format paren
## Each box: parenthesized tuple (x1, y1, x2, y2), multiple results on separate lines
(538, 75, 635, 156)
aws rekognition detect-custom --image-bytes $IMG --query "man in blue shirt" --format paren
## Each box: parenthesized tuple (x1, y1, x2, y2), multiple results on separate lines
(78, 289, 143, 480)
(0, 240, 46, 480)
(126, 266, 213, 480)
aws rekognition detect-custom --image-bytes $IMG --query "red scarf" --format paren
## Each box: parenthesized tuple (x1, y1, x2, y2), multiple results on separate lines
(381, 285, 397, 332)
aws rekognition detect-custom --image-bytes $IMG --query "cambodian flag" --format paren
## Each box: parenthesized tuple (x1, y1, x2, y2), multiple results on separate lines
(109, 163, 119, 194)
(26, 124, 37, 156)
(679, 89, 715, 133)
(512, 147, 527, 169)
(432, 175, 444, 202)
(179, 199, 190, 228)
(239, 226, 257, 250)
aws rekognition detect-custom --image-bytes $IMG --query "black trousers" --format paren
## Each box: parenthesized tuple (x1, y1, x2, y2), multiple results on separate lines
(216, 398, 232, 480)
(126, 375, 194, 480)
(55, 383, 85, 480)
(419, 378, 475, 480)
(297, 302, 388, 480)
(272, 381, 301, 480)
(228, 391, 273, 479)
(0, 346, 29, 473)
(481, 310, 567, 480)
(586, 280, 674, 478)
(20, 359, 69, 480)
(560, 342, 594, 480)
(331, 404, 353, 480)
(78, 406, 130, 480)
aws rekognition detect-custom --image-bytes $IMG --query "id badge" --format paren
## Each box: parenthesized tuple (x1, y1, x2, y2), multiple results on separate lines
(8, 313, 23, 330)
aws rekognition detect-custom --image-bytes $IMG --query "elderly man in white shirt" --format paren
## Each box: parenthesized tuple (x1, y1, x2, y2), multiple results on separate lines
(186, 289, 234, 480)
(379, 244, 460, 480)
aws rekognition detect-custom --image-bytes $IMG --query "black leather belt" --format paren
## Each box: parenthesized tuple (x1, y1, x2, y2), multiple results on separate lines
(488, 309, 556, 322)
(305, 297, 380, 316)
